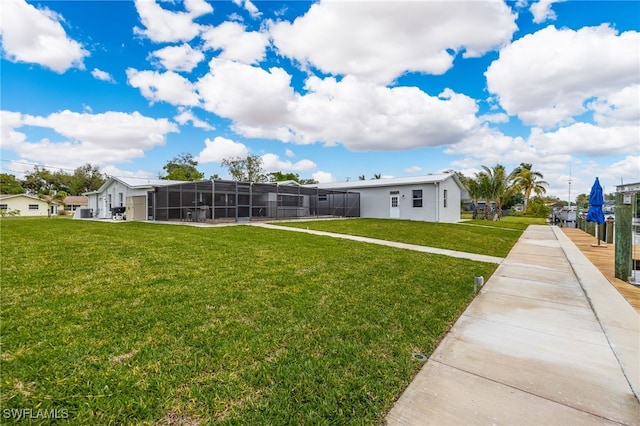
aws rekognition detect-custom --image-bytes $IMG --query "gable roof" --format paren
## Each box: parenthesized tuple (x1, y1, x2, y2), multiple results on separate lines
(63, 195, 88, 205)
(311, 173, 465, 191)
(0, 193, 58, 204)
(85, 176, 185, 195)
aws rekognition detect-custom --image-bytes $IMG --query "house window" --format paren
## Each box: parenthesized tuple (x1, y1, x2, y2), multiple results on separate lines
(412, 190, 423, 208)
(118, 193, 123, 207)
(29, 204, 39, 210)
(108, 194, 112, 209)
(443, 189, 448, 208)
(0, 204, 7, 210)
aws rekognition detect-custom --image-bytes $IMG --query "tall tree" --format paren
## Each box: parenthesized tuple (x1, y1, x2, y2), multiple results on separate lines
(22, 166, 55, 195)
(162, 153, 204, 181)
(268, 172, 317, 185)
(222, 155, 266, 182)
(510, 163, 548, 210)
(0, 173, 26, 194)
(575, 193, 589, 209)
(69, 164, 106, 194)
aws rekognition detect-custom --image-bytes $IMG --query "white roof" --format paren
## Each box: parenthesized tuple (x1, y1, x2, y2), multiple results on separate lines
(312, 173, 463, 190)
(85, 176, 185, 195)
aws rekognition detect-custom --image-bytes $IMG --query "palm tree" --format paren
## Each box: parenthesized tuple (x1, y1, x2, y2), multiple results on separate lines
(477, 164, 511, 220)
(464, 177, 482, 219)
(510, 163, 548, 210)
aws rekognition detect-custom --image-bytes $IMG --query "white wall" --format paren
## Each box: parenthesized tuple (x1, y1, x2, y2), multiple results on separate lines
(346, 178, 461, 223)
(1, 196, 55, 217)
(437, 178, 462, 223)
(357, 184, 438, 221)
(93, 180, 150, 218)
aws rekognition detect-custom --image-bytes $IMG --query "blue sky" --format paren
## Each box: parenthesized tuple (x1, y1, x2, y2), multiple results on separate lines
(1, 0, 638, 200)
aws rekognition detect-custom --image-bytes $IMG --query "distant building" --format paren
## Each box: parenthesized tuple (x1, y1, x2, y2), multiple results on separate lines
(312, 173, 464, 223)
(0, 194, 58, 216)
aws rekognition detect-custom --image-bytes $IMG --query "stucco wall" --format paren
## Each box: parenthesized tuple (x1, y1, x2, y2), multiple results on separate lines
(1, 196, 54, 217)
(93, 181, 150, 218)
(336, 178, 461, 223)
(438, 178, 462, 223)
(356, 184, 439, 221)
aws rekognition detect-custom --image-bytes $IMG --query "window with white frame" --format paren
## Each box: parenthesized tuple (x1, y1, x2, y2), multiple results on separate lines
(443, 189, 448, 208)
(0, 204, 7, 210)
(29, 204, 39, 210)
(118, 193, 123, 207)
(412, 189, 423, 207)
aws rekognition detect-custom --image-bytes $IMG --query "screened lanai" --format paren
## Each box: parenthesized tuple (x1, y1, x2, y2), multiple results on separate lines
(148, 180, 360, 223)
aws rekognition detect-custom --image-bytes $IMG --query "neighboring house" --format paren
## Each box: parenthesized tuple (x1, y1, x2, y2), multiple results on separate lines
(0, 194, 58, 217)
(312, 173, 464, 223)
(63, 195, 88, 213)
(84, 177, 183, 219)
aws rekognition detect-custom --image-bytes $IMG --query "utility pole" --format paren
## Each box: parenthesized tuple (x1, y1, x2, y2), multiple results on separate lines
(568, 165, 572, 209)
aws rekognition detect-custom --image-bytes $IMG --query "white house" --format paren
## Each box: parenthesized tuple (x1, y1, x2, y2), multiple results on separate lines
(0, 194, 58, 217)
(84, 177, 183, 219)
(313, 173, 464, 223)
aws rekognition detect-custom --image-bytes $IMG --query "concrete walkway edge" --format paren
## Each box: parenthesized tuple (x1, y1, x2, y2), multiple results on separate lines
(553, 226, 640, 400)
(250, 222, 504, 264)
(385, 225, 640, 425)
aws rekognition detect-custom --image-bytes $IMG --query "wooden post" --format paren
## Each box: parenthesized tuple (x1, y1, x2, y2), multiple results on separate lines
(614, 192, 632, 281)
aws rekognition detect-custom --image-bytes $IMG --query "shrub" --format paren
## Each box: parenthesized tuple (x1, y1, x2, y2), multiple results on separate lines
(524, 198, 550, 218)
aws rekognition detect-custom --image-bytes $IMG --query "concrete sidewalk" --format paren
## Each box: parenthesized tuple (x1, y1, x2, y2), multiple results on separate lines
(251, 222, 504, 264)
(385, 225, 640, 425)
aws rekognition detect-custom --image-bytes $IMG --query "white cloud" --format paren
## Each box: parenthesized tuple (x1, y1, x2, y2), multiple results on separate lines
(486, 25, 640, 129)
(232, 0, 262, 19)
(1, 110, 178, 168)
(133, 0, 212, 43)
(0, 111, 27, 149)
(270, 1, 516, 84)
(102, 165, 156, 180)
(528, 123, 639, 157)
(200, 22, 269, 64)
(589, 84, 640, 127)
(0, 0, 88, 73)
(195, 136, 249, 163)
(285, 77, 479, 150)
(260, 153, 316, 173)
(197, 62, 480, 151)
(197, 59, 295, 128)
(285, 149, 295, 158)
(405, 166, 422, 173)
(479, 112, 509, 124)
(149, 43, 205, 72)
(174, 109, 214, 130)
(600, 156, 640, 185)
(91, 68, 115, 82)
(312, 171, 334, 184)
(127, 68, 200, 106)
(529, 0, 565, 23)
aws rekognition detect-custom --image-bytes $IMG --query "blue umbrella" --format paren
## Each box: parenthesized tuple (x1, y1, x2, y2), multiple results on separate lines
(586, 177, 606, 246)
(586, 177, 605, 224)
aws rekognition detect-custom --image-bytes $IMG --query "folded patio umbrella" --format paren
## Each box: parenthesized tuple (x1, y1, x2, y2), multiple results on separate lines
(586, 177, 606, 246)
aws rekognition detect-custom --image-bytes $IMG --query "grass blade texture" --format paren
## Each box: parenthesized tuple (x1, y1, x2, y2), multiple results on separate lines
(1, 218, 498, 424)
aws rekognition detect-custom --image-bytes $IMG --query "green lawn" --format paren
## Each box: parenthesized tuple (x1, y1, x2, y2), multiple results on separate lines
(275, 218, 534, 258)
(1, 218, 499, 424)
(462, 215, 547, 229)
